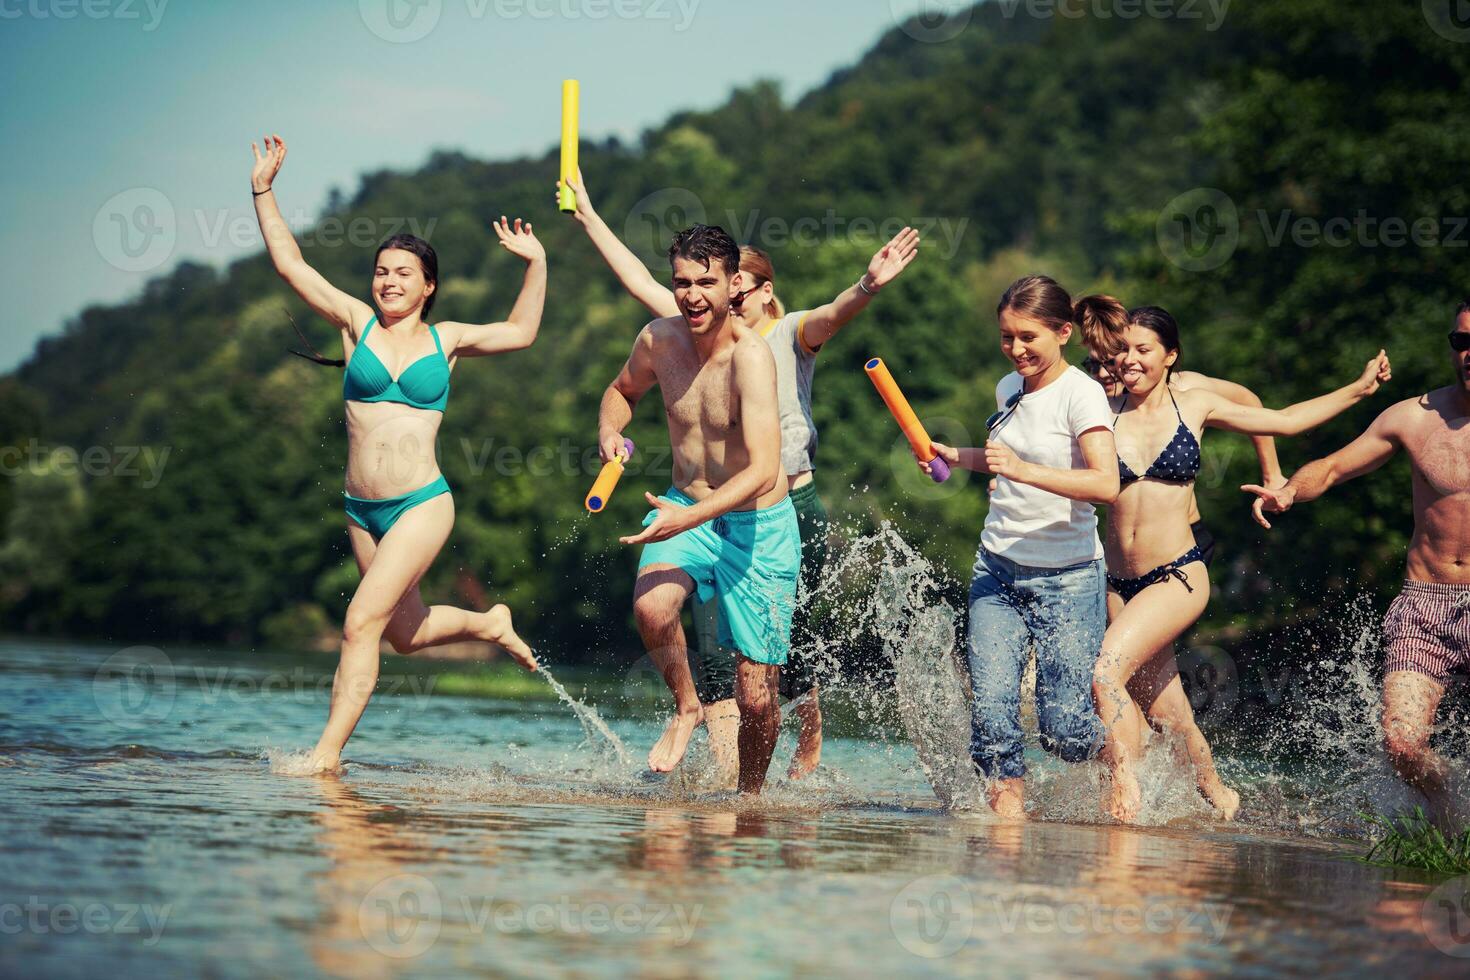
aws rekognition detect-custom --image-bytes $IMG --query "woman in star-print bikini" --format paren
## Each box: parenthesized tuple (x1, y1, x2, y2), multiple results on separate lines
(1087, 302, 1392, 824)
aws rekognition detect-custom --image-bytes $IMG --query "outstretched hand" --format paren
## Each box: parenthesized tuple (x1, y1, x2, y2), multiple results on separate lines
(620, 492, 691, 546)
(866, 226, 921, 290)
(1356, 349, 1392, 396)
(1241, 482, 1297, 530)
(493, 217, 545, 263)
(250, 134, 287, 194)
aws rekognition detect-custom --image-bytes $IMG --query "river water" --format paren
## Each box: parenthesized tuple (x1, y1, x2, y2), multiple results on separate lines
(3, 629, 1469, 978)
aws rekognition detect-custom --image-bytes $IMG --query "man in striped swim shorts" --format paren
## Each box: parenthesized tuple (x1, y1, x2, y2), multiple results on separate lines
(1245, 299, 1470, 825)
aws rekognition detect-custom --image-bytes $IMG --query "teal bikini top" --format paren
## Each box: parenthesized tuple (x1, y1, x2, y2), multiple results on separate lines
(343, 316, 450, 412)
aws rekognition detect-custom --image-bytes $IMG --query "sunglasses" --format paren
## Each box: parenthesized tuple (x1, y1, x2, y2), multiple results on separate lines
(1451, 331, 1470, 352)
(1081, 355, 1119, 379)
(986, 390, 1023, 436)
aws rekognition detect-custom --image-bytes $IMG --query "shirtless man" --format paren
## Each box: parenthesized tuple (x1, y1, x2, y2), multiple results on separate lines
(1245, 301, 1470, 823)
(598, 224, 798, 795)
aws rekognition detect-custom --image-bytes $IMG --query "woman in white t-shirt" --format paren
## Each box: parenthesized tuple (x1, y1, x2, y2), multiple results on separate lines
(925, 275, 1120, 820)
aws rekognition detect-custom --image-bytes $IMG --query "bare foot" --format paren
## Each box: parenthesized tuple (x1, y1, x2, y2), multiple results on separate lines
(987, 779, 1027, 822)
(1105, 765, 1141, 823)
(484, 604, 537, 671)
(788, 714, 822, 780)
(1199, 778, 1240, 820)
(307, 749, 343, 774)
(649, 705, 705, 773)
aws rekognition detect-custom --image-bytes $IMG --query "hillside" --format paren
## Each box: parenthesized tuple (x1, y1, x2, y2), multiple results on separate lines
(3, 1, 1467, 662)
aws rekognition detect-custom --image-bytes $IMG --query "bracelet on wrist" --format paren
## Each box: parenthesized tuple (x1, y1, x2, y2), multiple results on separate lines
(857, 275, 879, 296)
(252, 187, 271, 197)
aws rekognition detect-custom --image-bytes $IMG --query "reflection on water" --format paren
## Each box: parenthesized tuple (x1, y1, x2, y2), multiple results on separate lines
(2, 621, 1468, 975)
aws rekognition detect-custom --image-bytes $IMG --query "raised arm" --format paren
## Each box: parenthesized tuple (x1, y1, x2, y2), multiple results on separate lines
(800, 227, 921, 350)
(1202, 351, 1391, 437)
(1242, 399, 1407, 528)
(621, 340, 782, 545)
(560, 171, 678, 319)
(438, 218, 547, 357)
(251, 136, 372, 332)
(1174, 370, 1283, 485)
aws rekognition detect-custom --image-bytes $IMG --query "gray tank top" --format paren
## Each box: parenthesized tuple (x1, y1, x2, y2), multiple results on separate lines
(758, 311, 820, 476)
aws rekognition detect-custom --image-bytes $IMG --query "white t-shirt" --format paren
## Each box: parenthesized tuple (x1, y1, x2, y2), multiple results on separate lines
(980, 366, 1114, 568)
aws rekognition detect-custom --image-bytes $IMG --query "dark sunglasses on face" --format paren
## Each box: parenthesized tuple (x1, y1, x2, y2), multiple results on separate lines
(1081, 356, 1119, 381)
(986, 390, 1023, 435)
(1450, 331, 1470, 352)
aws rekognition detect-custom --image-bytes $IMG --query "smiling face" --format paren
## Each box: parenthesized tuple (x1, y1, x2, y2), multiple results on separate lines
(670, 255, 737, 336)
(373, 248, 434, 318)
(999, 308, 1069, 378)
(1453, 312, 1470, 394)
(1117, 323, 1178, 395)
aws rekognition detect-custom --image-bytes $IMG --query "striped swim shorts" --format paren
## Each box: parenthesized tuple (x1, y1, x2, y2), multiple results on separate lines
(1382, 580, 1470, 686)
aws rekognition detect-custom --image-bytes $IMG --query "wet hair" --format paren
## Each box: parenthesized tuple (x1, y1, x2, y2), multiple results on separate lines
(1127, 305, 1183, 377)
(375, 234, 439, 317)
(996, 275, 1126, 353)
(668, 224, 740, 277)
(738, 246, 786, 320)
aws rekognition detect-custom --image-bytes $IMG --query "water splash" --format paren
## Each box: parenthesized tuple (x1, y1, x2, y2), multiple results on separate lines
(537, 661, 633, 767)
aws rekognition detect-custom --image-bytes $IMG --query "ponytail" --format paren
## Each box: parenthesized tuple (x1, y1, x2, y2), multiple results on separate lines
(1072, 294, 1128, 358)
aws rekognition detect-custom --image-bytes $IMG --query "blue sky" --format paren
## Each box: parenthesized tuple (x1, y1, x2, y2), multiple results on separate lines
(0, 0, 973, 372)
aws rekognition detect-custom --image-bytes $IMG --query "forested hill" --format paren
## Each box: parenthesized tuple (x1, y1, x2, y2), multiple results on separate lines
(3, 1, 1467, 658)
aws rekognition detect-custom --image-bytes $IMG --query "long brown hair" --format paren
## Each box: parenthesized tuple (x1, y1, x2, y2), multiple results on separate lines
(739, 246, 786, 321)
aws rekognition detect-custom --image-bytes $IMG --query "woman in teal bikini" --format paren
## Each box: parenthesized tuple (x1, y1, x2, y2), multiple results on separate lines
(251, 135, 543, 772)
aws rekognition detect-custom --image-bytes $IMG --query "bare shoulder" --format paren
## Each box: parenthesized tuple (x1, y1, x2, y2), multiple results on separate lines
(1170, 370, 1207, 391)
(639, 315, 685, 349)
(1380, 391, 1439, 430)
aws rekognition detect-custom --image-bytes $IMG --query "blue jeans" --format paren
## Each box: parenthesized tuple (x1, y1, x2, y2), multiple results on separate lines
(966, 547, 1107, 780)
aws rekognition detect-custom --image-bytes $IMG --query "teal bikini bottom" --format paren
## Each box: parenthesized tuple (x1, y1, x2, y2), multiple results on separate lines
(343, 475, 451, 540)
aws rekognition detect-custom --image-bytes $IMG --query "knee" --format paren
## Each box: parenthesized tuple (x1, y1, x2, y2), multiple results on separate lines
(1145, 700, 1189, 734)
(1092, 649, 1130, 690)
(736, 674, 777, 716)
(633, 592, 681, 638)
(1383, 726, 1428, 768)
(343, 604, 388, 647)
